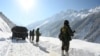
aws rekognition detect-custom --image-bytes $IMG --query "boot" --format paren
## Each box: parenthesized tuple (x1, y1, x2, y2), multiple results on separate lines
(65, 52, 69, 56)
(61, 50, 65, 56)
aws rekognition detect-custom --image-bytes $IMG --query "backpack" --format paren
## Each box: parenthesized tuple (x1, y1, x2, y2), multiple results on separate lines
(59, 26, 72, 41)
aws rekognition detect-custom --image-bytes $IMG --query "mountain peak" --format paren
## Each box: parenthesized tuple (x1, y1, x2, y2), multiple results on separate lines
(89, 6, 100, 13)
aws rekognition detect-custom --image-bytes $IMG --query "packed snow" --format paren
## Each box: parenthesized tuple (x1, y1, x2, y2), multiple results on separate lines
(0, 32, 100, 56)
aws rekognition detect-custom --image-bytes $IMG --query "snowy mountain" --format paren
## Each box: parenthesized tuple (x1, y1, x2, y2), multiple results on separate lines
(0, 12, 16, 32)
(27, 9, 86, 36)
(73, 11, 100, 43)
(27, 6, 100, 43)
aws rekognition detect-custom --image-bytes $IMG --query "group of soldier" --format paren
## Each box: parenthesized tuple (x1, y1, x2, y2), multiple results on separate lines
(29, 20, 74, 56)
(29, 28, 41, 44)
(28, 20, 74, 56)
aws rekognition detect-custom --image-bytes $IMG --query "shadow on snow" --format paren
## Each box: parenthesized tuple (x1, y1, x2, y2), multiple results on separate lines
(33, 43, 49, 53)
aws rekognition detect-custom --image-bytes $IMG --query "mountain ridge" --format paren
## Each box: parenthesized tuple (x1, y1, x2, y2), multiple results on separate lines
(28, 6, 100, 43)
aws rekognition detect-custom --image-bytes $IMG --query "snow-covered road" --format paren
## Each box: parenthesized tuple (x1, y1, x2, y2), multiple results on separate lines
(3, 39, 50, 56)
(0, 34, 100, 56)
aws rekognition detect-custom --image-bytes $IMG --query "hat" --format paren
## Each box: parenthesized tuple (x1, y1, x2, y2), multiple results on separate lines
(64, 20, 69, 25)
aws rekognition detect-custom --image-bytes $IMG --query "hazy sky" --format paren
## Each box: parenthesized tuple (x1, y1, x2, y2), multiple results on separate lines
(0, 0, 100, 26)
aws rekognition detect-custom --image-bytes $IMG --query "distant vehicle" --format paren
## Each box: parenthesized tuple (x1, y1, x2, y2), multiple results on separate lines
(11, 26, 28, 40)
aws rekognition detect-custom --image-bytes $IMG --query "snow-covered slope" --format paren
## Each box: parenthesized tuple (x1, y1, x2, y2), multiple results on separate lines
(0, 12, 15, 32)
(0, 16, 10, 32)
(0, 17, 10, 32)
(73, 11, 100, 43)
(0, 12, 16, 42)
(0, 12, 16, 29)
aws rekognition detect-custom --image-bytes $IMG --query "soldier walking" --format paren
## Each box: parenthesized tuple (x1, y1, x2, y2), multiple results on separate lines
(59, 20, 74, 56)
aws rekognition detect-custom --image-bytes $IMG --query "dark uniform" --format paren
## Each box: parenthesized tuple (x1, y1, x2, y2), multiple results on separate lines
(29, 30, 32, 42)
(59, 20, 74, 55)
(36, 28, 41, 43)
(31, 29, 35, 42)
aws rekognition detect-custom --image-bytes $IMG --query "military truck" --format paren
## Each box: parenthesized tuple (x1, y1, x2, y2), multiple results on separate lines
(11, 26, 28, 40)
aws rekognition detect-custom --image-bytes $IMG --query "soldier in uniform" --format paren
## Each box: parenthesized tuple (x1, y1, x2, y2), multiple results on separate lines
(36, 28, 41, 44)
(29, 30, 32, 42)
(59, 20, 74, 56)
(31, 29, 35, 42)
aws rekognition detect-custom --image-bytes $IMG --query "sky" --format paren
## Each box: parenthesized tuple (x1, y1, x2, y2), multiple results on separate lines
(0, 0, 100, 26)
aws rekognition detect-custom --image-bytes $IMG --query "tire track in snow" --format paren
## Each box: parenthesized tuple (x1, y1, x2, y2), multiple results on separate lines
(6, 39, 49, 56)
